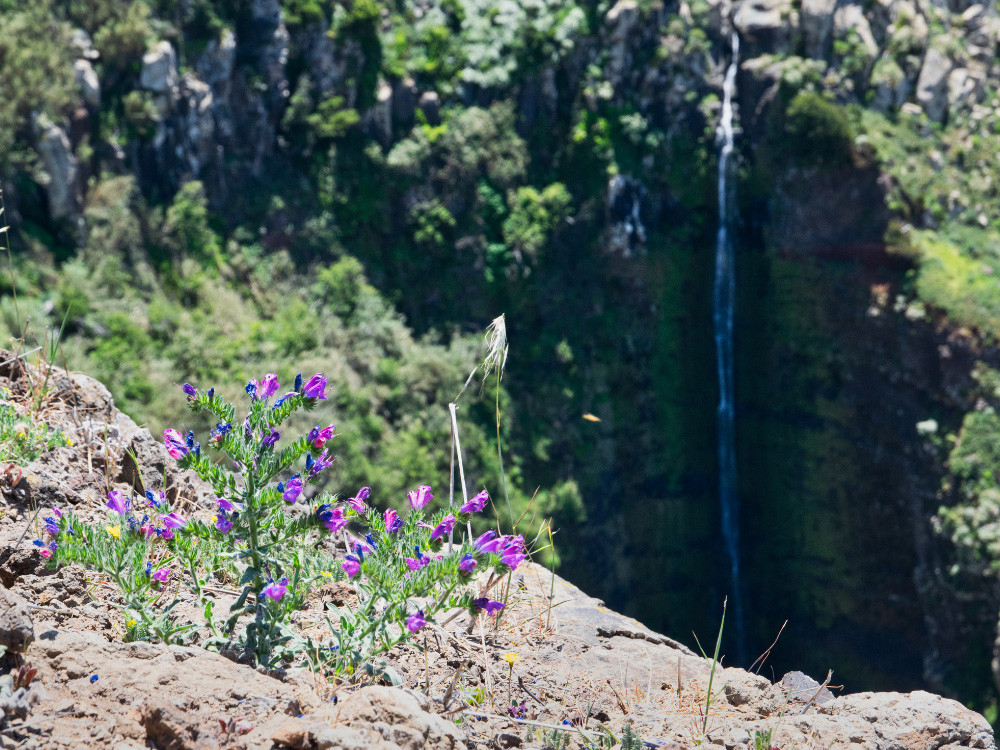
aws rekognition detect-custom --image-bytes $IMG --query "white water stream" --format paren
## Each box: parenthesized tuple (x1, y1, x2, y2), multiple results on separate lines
(712, 29, 747, 661)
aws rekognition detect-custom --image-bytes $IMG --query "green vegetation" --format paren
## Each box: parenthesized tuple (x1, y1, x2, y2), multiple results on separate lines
(0, 387, 70, 465)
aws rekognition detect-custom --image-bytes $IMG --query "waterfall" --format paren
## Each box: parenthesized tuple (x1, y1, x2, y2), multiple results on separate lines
(712, 29, 747, 662)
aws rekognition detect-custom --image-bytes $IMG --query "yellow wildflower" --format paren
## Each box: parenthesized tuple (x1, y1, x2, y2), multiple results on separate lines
(106, 525, 121, 539)
(66, 439, 73, 446)
(127, 619, 137, 628)
(501, 652, 522, 666)
(210, 515, 218, 525)
(320, 571, 332, 578)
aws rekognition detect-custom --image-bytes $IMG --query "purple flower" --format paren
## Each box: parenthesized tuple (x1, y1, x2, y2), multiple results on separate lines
(344, 486, 370, 513)
(261, 429, 280, 449)
(473, 598, 504, 615)
(43, 516, 59, 536)
(281, 475, 303, 503)
(406, 610, 427, 633)
(459, 553, 477, 573)
(261, 577, 289, 601)
(215, 515, 233, 534)
(405, 546, 430, 570)
(144, 490, 165, 508)
(407, 485, 433, 510)
(217, 496, 242, 512)
(302, 373, 328, 400)
(181, 383, 197, 399)
(473, 531, 504, 554)
(151, 568, 170, 585)
(384, 508, 402, 534)
(52, 507, 63, 519)
(107, 490, 128, 516)
(163, 429, 188, 460)
(160, 512, 187, 530)
(308, 424, 336, 448)
(459, 489, 489, 514)
(430, 513, 457, 541)
(320, 506, 348, 534)
(341, 557, 361, 579)
(500, 537, 527, 570)
(294, 373, 303, 392)
(308, 450, 333, 477)
(259, 373, 280, 399)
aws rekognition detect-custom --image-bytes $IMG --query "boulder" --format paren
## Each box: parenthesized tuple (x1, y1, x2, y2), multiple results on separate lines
(605, 0, 639, 87)
(73, 59, 100, 109)
(734, 0, 798, 55)
(418, 91, 441, 125)
(833, 4, 880, 64)
(0, 588, 33, 654)
(33, 117, 79, 220)
(392, 76, 417, 125)
(366, 80, 394, 149)
(195, 29, 236, 93)
(916, 46, 953, 122)
(947, 65, 983, 114)
(801, 0, 838, 58)
(140, 41, 178, 93)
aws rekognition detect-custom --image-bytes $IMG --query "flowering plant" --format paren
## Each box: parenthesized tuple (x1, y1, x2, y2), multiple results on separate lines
(36, 372, 528, 674)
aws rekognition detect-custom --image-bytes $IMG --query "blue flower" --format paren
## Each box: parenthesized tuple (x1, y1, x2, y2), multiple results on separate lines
(294, 373, 302, 392)
(246, 381, 258, 398)
(185, 431, 195, 450)
(90, 675, 98, 684)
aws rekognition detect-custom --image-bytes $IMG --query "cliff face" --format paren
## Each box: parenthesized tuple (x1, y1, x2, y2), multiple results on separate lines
(5, 0, 1000, 715)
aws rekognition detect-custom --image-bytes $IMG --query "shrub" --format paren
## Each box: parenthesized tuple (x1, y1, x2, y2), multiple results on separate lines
(39, 373, 528, 673)
(781, 92, 854, 167)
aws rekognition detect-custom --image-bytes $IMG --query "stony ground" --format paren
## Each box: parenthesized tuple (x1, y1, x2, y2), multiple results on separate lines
(0, 352, 995, 750)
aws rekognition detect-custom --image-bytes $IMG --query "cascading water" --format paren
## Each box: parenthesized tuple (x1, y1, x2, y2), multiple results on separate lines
(712, 29, 747, 662)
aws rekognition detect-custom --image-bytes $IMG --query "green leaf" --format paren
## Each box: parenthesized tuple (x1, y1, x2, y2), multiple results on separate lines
(230, 586, 251, 612)
(239, 567, 259, 587)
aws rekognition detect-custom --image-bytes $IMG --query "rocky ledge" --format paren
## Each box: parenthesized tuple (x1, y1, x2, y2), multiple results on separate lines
(0, 357, 994, 750)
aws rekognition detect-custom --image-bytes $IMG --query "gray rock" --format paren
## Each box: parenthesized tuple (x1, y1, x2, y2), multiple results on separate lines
(916, 45, 952, 122)
(833, 4, 879, 65)
(0, 588, 34, 654)
(418, 91, 441, 125)
(778, 670, 835, 704)
(73, 59, 100, 109)
(801, 0, 838, 58)
(367, 80, 394, 149)
(605, 0, 639, 86)
(392, 76, 417, 125)
(140, 41, 177, 93)
(70, 29, 98, 60)
(947, 65, 983, 114)
(734, 0, 798, 54)
(722, 668, 777, 715)
(33, 117, 79, 220)
(195, 29, 235, 93)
